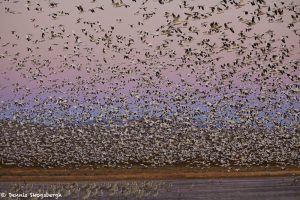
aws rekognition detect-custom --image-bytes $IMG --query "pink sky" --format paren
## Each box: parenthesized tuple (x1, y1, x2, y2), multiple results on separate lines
(0, 0, 299, 126)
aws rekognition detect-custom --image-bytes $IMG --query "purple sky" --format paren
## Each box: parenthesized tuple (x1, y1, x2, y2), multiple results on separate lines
(0, 0, 299, 127)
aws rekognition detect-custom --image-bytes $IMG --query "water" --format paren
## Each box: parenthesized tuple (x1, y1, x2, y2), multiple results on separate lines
(0, 176, 299, 199)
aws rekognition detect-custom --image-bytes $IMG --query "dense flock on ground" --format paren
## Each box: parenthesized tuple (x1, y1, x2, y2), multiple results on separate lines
(1, 120, 299, 168)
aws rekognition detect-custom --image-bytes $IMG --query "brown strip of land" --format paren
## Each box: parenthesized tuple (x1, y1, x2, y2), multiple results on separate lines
(0, 166, 299, 182)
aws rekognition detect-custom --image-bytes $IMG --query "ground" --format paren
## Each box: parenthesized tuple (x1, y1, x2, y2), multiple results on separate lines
(1, 166, 299, 182)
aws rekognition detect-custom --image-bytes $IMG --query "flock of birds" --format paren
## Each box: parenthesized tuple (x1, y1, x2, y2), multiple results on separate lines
(0, 120, 299, 168)
(0, 0, 299, 168)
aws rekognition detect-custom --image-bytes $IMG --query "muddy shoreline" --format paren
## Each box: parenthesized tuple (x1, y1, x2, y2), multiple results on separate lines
(1, 166, 299, 182)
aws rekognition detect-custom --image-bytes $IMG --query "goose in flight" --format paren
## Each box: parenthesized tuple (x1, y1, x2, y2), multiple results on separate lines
(112, 0, 128, 8)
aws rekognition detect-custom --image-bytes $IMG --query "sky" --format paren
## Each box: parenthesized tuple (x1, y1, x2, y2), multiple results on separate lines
(0, 0, 299, 128)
